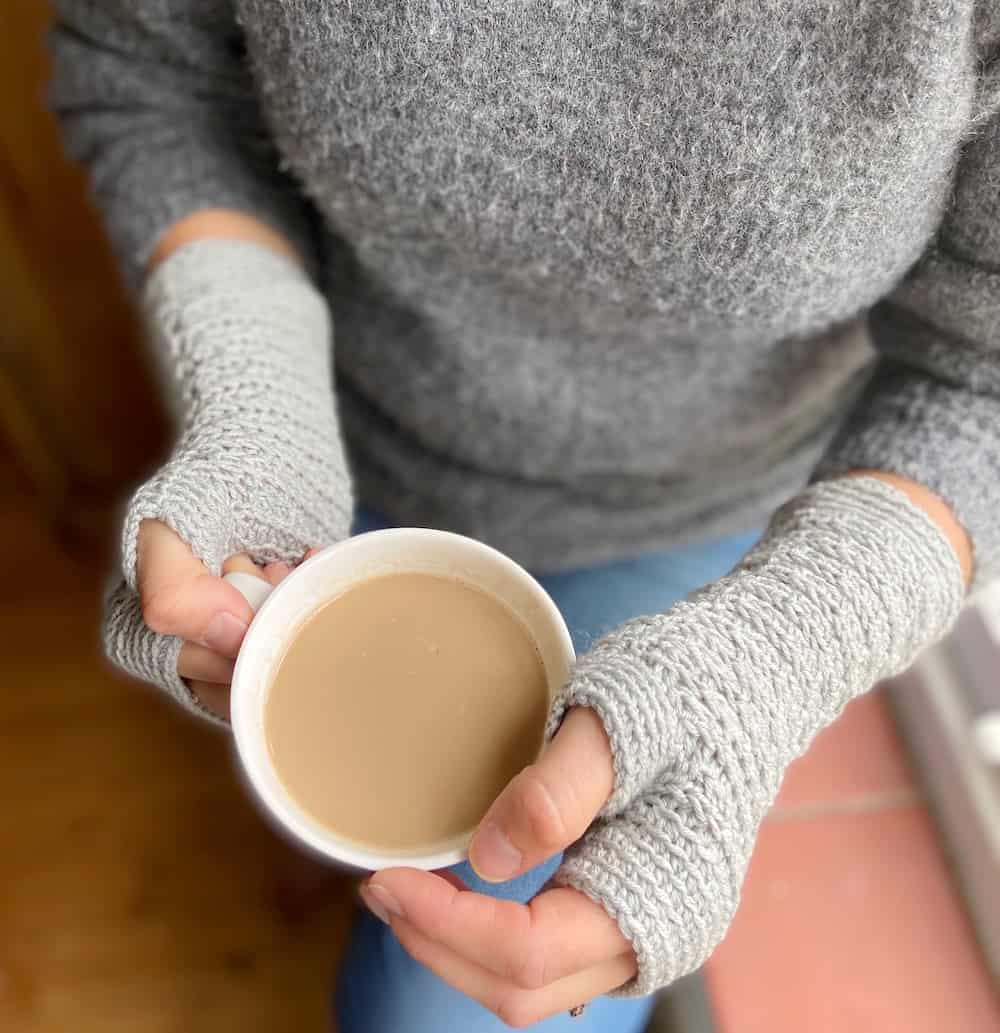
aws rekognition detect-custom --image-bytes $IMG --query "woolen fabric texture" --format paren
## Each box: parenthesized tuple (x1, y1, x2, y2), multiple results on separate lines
(105, 240, 352, 716)
(49, 0, 1000, 582)
(50, 0, 983, 995)
(548, 476, 964, 992)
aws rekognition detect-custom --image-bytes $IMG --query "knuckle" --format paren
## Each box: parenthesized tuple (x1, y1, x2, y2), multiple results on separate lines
(509, 943, 547, 991)
(140, 586, 185, 635)
(486, 994, 506, 1022)
(494, 993, 536, 1029)
(515, 769, 569, 854)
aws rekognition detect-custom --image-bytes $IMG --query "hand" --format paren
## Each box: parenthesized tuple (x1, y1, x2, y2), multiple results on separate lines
(364, 478, 966, 1005)
(361, 708, 637, 1027)
(103, 238, 353, 718)
(133, 519, 296, 719)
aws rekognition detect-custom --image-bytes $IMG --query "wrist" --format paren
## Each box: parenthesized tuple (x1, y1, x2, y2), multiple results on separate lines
(734, 474, 965, 722)
(147, 210, 306, 275)
(843, 469, 973, 586)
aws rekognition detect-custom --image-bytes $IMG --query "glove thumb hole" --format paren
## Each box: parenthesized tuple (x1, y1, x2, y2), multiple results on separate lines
(136, 522, 255, 657)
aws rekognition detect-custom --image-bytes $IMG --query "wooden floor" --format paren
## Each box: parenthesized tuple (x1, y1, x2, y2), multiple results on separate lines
(0, 483, 354, 1033)
(2, 474, 997, 1033)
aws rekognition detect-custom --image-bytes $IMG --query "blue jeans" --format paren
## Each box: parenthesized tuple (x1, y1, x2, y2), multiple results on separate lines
(335, 510, 759, 1033)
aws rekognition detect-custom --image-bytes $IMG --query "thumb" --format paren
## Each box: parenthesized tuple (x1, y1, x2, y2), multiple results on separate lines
(136, 519, 256, 658)
(469, 707, 615, 883)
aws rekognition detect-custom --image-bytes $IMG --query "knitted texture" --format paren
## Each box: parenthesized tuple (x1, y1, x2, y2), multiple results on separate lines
(104, 239, 353, 712)
(104, 581, 198, 717)
(549, 477, 965, 994)
(120, 239, 351, 582)
(49, 1, 1000, 580)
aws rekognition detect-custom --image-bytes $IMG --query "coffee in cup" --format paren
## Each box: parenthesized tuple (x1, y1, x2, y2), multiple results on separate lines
(229, 529, 575, 870)
(264, 570, 549, 855)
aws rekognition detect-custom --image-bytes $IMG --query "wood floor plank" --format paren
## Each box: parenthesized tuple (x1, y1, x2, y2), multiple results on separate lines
(0, 494, 352, 1033)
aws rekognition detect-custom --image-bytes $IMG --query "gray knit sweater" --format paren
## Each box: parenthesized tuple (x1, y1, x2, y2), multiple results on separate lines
(49, 0, 1000, 581)
(50, 1, 993, 1000)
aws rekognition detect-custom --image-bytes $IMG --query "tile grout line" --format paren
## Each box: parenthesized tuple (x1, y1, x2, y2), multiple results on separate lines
(767, 787, 924, 822)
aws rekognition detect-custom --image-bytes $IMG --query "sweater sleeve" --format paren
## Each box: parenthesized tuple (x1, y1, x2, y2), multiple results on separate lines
(48, 0, 319, 284)
(817, 63, 1000, 588)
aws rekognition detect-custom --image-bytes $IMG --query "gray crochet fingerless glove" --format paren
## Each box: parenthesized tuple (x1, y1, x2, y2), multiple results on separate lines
(549, 476, 965, 995)
(104, 238, 352, 712)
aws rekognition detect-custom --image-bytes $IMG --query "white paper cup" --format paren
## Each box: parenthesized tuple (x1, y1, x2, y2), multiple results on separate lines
(228, 528, 575, 871)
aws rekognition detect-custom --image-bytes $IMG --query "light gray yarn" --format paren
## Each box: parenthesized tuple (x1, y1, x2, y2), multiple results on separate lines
(122, 239, 352, 583)
(49, 0, 984, 988)
(104, 239, 353, 713)
(49, 1, 1000, 582)
(103, 580, 198, 717)
(549, 477, 964, 994)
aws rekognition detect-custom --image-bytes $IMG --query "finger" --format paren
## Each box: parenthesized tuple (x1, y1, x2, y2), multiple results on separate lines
(136, 520, 255, 658)
(262, 561, 294, 586)
(368, 870, 629, 989)
(188, 680, 230, 721)
(381, 909, 635, 1028)
(222, 553, 266, 577)
(177, 641, 236, 684)
(469, 707, 614, 882)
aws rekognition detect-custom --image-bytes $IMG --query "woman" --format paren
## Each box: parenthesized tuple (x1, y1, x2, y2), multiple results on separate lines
(51, 2, 995, 1030)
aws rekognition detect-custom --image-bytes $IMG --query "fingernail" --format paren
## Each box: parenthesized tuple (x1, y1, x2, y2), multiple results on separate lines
(201, 612, 249, 658)
(470, 822, 522, 882)
(362, 883, 402, 924)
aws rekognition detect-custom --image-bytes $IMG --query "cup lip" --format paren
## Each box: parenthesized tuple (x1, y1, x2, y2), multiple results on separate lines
(230, 526, 575, 872)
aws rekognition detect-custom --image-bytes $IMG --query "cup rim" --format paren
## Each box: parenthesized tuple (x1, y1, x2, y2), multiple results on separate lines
(230, 527, 575, 871)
